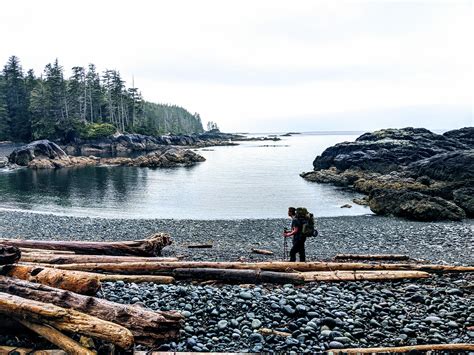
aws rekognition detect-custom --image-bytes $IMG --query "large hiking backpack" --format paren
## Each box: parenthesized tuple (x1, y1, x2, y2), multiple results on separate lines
(296, 207, 318, 238)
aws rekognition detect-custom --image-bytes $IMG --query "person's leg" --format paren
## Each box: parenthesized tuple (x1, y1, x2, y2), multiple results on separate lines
(289, 243, 297, 262)
(299, 244, 306, 262)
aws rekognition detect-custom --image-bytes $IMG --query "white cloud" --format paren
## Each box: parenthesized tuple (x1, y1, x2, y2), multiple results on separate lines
(1, 0, 472, 132)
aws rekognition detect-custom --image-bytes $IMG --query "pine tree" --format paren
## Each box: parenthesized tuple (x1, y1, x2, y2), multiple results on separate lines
(2, 56, 30, 141)
(0, 75, 10, 141)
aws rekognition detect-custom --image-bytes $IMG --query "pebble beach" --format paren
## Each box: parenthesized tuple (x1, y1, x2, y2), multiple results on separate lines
(0, 210, 473, 352)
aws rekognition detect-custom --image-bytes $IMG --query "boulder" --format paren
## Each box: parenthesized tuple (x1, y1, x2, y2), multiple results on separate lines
(9, 140, 69, 166)
(369, 189, 466, 221)
(0, 157, 7, 168)
(453, 187, 474, 217)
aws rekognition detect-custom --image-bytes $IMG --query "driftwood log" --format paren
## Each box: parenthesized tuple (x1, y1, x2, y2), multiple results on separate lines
(0, 292, 133, 349)
(301, 270, 430, 282)
(252, 249, 274, 255)
(20, 254, 179, 264)
(1, 264, 101, 295)
(0, 245, 21, 265)
(173, 268, 305, 284)
(0, 276, 184, 344)
(334, 254, 411, 261)
(329, 343, 474, 353)
(98, 274, 174, 283)
(20, 248, 76, 255)
(17, 319, 96, 355)
(44, 261, 474, 274)
(0, 233, 171, 256)
(187, 244, 213, 248)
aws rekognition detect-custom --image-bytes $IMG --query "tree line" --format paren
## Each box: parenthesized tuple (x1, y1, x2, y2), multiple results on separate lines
(0, 56, 204, 142)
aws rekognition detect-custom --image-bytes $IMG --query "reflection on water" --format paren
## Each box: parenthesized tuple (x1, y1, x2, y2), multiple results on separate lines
(0, 134, 371, 219)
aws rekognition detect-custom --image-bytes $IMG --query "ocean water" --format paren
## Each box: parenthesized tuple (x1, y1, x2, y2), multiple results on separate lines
(0, 133, 371, 219)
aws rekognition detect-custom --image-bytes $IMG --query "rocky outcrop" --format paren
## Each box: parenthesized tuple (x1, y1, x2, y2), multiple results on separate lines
(405, 149, 474, 182)
(453, 187, 474, 217)
(8, 140, 69, 166)
(312, 128, 469, 173)
(369, 189, 466, 221)
(303, 127, 473, 221)
(8, 140, 205, 169)
(63, 132, 240, 156)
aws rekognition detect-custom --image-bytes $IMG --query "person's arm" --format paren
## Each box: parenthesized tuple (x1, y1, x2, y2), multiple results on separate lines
(283, 225, 299, 238)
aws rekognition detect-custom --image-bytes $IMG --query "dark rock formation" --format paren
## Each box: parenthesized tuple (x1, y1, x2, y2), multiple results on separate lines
(303, 127, 473, 221)
(443, 127, 474, 147)
(369, 189, 466, 221)
(8, 140, 205, 169)
(8, 140, 69, 166)
(63, 132, 240, 156)
(453, 187, 474, 217)
(313, 127, 469, 173)
(405, 150, 474, 182)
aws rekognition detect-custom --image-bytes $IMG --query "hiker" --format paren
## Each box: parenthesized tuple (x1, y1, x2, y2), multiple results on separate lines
(287, 207, 296, 226)
(283, 207, 306, 262)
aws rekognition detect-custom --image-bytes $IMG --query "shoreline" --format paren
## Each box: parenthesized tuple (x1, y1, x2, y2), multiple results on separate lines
(1, 210, 472, 265)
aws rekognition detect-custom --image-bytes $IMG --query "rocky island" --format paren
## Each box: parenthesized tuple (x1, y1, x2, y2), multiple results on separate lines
(301, 127, 473, 221)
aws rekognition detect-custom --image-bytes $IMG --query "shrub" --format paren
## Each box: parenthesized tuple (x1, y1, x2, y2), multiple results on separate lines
(81, 123, 117, 139)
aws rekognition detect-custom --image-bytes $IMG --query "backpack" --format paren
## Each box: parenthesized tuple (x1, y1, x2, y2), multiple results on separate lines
(296, 207, 318, 238)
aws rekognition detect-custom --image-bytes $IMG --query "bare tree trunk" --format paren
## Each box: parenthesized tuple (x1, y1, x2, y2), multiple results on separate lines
(0, 292, 134, 349)
(17, 319, 96, 355)
(20, 254, 178, 264)
(1, 264, 101, 295)
(334, 254, 411, 261)
(330, 344, 474, 353)
(0, 276, 184, 344)
(40, 261, 474, 274)
(0, 233, 171, 256)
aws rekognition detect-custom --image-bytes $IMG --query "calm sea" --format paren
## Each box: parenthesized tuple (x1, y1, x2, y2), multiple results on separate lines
(0, 133, 371, 219)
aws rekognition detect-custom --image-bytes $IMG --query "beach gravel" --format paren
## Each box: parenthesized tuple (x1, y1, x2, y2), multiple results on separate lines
(0, 211, 473, 352)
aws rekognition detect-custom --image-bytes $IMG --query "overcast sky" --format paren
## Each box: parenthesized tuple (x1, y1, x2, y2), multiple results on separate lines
(1, 0, 472, 132)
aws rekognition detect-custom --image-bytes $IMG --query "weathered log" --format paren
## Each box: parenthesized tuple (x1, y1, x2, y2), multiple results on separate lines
(252, 249, 274, 255)
(20, 254, 179, 264)
(20, 248, 76, 255)
(172, 268, 305, 284)
(187, 243, 213, 248)
(329, 343, 474, 353)
(44, 261, 474, 274)
(0, 245, 21, 265)
(301, 270, 430, 282)
(0, 347, 33, 355)
(1, 264, 100, 295)
(17, 319, 96, 355)
(98, 274, 174, 284)
(334, 253, 410, 261)
(0, 276, 184, 344)
(0, 347, 67, 355)
(0, 292, 133, 349)
(0, 233, 171, 256)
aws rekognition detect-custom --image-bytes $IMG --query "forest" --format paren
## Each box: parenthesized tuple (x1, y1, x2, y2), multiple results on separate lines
(0, 56, 204, 142)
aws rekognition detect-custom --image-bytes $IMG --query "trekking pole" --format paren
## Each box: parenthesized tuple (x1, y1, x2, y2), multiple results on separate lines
(283, 236, 288, 260)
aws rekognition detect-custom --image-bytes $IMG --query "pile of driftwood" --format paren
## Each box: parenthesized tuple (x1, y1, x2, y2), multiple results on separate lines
(1, 236, 473, 353)
(0, 234, 184, 354)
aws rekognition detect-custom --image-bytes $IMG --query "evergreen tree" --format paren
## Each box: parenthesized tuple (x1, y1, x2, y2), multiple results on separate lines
(2, 56, 30, 141)
(0, 75, 10, 141)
